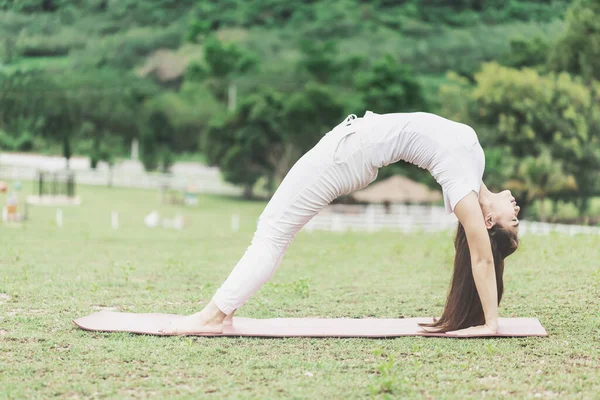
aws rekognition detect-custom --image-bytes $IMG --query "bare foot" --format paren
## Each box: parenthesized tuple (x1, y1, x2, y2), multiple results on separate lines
(159, 301, 226, 335)
(159, 312, 223, 335)
(223, 309, 236, 326)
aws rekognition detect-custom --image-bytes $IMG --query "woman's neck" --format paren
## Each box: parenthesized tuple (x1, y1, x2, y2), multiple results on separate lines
(479, 182, 493, 208)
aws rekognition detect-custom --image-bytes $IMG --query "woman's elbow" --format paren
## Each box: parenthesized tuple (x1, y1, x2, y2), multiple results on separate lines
(471, 258, 494, 269)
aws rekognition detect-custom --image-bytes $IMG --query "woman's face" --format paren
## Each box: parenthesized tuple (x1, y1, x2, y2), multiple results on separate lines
(487, 190, 520, 235)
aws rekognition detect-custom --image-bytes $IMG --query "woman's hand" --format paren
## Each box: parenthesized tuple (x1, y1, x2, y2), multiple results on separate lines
(447, 323, 497, 336)
(419, 325, 443, 333)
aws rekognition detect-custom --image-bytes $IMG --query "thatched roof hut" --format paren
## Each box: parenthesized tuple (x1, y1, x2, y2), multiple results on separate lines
(136, 49, 190, 88)
(352, 175, 442, 204)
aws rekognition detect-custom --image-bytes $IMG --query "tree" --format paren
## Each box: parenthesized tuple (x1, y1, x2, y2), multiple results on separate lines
(43, 89, 77, 168)
(354, 54, 427, 114)
(468, 62, 600, 215)
(0, 71, 48, 151)
(141, 110, 175, 172)
(139, 89, 218, 172)
(280, 83, 345, 182)
(1, 37, 15, 64)
(0, 68, 158, 168)
(54, 69, 157, 169)
(346, 54, 430, 187)
(186, 36, 257, 111)
(186, 0, 240, 37)
(549, 0, 600, 81)
(480, 146, 517, 192)
(505, 149, 576, 221)
(296, 40, 344, 84)
(202, 90, 284, 198)
(203, 85, 345, 197)
(502, 36, 550, 70)
(2, 71, 83, 167)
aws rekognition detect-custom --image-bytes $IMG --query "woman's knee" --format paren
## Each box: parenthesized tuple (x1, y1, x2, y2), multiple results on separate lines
(252, 224, 291, 255)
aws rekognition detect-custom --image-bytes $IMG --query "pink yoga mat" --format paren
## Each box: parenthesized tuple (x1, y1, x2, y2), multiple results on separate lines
(73, 312, 548, 338)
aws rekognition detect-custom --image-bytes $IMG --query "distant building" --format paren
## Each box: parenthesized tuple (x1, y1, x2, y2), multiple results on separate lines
(352, 175, 442, 205)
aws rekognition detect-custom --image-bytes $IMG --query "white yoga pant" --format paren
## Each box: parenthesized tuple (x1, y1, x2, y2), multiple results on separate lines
(212, 115, 378, 315)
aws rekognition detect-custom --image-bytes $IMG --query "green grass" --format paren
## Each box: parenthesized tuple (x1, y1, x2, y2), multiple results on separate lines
(1, 183, 599, 398)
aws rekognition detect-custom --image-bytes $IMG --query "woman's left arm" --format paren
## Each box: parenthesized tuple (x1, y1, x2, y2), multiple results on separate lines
(449, 192, 499, 336)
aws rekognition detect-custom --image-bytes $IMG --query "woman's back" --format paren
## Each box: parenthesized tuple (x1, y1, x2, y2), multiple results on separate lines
(357, 111, 485, 213)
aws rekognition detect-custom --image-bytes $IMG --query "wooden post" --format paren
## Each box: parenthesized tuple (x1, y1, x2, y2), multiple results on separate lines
(231, 214, 240, 232)
(111, 211, 119, 230)
(56, 209, 63, 228)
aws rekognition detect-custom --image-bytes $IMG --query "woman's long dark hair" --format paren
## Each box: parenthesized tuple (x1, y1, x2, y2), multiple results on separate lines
(420, 223, 519, 332)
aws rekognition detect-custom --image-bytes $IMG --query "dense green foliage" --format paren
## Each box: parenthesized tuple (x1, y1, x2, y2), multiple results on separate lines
(0, 68, 157, 165)
(549, 0, 600, 81)
(184, 0, 570, 30)
(433, 0, 600, 217)
(439, 62, 600, 213)
(1, 0, 599, 220)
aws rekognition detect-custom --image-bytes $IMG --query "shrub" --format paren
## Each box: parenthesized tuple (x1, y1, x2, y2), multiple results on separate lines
(15, 28, 86, 57)
(72, 25, 184, 69)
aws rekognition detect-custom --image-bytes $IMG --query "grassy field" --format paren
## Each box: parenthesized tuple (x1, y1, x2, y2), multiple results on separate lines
(1, 183, 599, 399)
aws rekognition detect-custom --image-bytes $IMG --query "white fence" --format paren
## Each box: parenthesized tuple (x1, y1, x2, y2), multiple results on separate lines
(519, 221, 600, 236)
(3, 154, 600, 236)
(0, 163, 242, 196)
(303, 204, 600, 236)
(305, 204, 458, 233)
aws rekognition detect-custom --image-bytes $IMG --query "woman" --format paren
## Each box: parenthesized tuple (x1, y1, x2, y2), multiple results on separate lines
(160, 111, 520, 336)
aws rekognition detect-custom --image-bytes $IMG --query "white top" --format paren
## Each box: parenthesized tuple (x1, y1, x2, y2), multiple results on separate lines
(361, 111, 485, 214)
